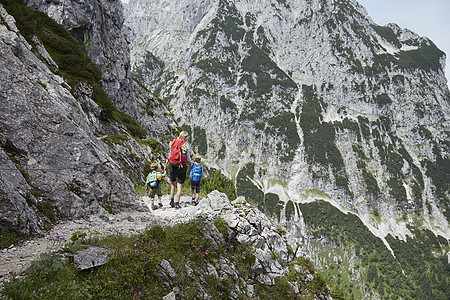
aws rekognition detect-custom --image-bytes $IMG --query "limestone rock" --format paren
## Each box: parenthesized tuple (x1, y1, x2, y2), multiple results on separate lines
(0, 3, 140, 237)
(162, 292, 176, 300)
(69, 246, 110, 270)
(24, 0, 136, 116)
(158, 259, 178, 281)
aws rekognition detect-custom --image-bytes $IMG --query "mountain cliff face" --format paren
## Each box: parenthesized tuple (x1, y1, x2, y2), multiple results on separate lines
(125, 0, 449, 238)
(0, 0, 175, 238)
(124, 0, 449, 297)
(24, 0, 137, 116)
(23, 0, 177, 139)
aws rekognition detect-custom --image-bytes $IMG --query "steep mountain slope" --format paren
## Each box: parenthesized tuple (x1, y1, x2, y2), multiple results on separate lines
(0, 0, 175, 239)
(24, 0, 136, 116)
(125, 0, 450, 298)
(0, 0, 447, 298)
(125, 0, 449, 236)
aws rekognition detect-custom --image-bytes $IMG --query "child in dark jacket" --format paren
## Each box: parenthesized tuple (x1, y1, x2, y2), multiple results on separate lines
(145, 163, 165, 210)
(189, 154, 203, 206)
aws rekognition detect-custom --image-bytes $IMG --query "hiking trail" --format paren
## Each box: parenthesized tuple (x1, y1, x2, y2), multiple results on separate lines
(0, 194, 198, 285)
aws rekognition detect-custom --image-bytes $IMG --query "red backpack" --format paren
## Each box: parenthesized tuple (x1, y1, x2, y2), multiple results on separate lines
(168, 138, 186, 165)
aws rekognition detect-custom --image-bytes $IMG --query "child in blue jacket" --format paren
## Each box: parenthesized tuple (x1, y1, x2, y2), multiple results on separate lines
(189, 154, 203, 206)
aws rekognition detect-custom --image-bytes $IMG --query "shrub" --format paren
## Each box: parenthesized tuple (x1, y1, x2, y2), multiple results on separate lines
(138, 137, 162, 154)
(214, 217, 228, 235)
(264, 193, 283, 221)
(374, 93, 392, 107)
(202, 168, 236, 201)
(285, 200, 295, 221)
(0, 232, 17, 249)
(267, 111, 300, 162)
(371, 25, 401, 48)
(2, 253, 90, 299)
(300, 85, 350, 193)
(387, 177, 407, 203)
(102, 134, 129, 147)
(397, 44, 445, 71)
(236, 163, 264, 208)
(36, 200, 56, 224)
(193, 126, 208, 155)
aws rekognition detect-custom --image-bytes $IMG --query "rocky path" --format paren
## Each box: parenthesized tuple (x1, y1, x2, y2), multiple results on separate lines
(1, 192, 311, 298)
(0, 194, 199, 284)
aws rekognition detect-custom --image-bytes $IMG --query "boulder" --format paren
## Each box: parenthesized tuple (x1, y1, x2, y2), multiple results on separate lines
(69, 246, 109, 270)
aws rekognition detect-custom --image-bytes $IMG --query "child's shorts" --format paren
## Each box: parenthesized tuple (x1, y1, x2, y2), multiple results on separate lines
(191, 181, 201, 193)
(149, 186, 162, 198)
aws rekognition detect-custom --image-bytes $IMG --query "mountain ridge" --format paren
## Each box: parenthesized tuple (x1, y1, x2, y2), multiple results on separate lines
(125, 0, 449, 239)
(0, 192, 334, 299)
(124, 1, 449, 297)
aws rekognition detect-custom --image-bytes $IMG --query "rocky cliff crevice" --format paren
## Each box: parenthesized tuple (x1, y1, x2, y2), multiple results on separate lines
(24, 0, 136, 117)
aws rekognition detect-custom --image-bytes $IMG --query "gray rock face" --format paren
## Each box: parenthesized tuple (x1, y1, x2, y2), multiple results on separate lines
(157, 258, 178, 281)
(0, 0, 178, 239)
(24, 0, 136, 116)
(0, 149, 41, 236)
(131, 79, 176, 139)
(0, 4, 139, 237)
(24, 0, 177, 137)
(124, 0, 449, 240)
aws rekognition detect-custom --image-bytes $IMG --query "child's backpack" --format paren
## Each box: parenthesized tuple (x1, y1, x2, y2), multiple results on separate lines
(168, 139, 186, 165)
(190, 164, 203, 182)
(147, 171, 159, 188)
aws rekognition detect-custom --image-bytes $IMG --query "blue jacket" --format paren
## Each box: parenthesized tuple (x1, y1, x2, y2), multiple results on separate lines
(189, 163, 203, 182)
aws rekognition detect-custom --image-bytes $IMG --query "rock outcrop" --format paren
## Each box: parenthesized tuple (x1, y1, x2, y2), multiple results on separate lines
(149, 191, 307, 286)
(148, 191, 328, 298)
(0, 3, 140, 237)
(25, 0, 136, 116)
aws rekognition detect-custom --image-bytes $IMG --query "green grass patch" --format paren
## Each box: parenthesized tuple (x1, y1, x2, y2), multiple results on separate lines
(370, 209, 382, 224)
(137, 137, 162, 154)
(300, 189, 331, 200)
(268, 179, 287, 188)
(0, 232, 18, 249)
(101, 134, 129, 147)
(36, 200, 56, 224)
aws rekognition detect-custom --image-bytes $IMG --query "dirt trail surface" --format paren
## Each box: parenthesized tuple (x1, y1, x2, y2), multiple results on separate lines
(0, 194, 197, 284)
